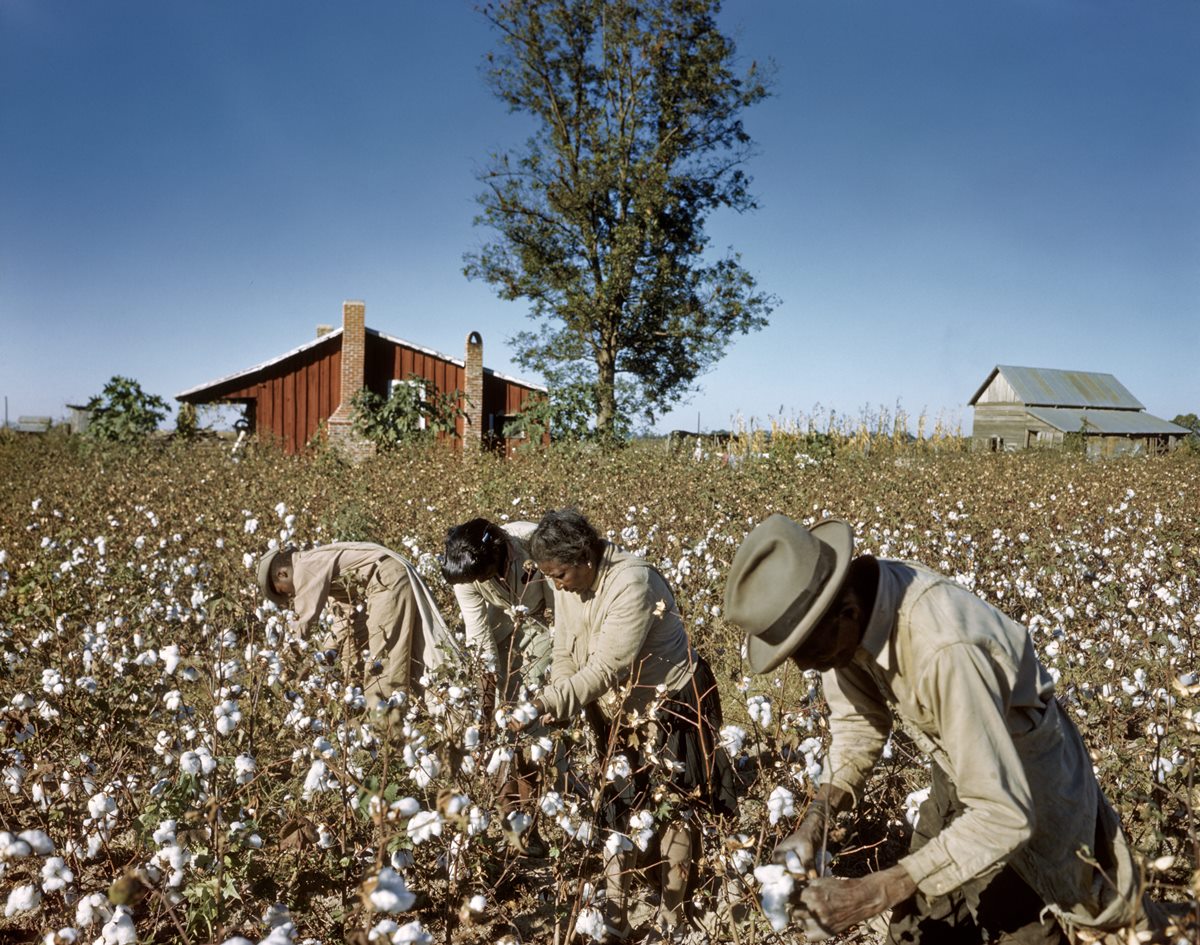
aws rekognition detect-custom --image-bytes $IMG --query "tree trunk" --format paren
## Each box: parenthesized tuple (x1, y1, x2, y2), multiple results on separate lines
(594, 348, 617, 438)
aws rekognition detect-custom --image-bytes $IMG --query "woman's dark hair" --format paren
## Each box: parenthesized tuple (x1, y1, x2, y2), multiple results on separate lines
(441, 518, 508, 584)
(531, 509, 603, 567)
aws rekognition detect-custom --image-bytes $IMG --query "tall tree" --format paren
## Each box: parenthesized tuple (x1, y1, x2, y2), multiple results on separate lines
(465, 0, 774, 437)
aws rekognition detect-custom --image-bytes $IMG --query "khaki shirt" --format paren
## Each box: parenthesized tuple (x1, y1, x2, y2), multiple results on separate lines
(822, 560, 1139, 928)
(451, 522, 554, 665)
(290, 542, 402, 633)
(540, 543, 695, 721)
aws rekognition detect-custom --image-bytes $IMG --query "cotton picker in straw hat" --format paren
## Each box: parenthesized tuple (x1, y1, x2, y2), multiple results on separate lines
(724, 514, 1153, 943)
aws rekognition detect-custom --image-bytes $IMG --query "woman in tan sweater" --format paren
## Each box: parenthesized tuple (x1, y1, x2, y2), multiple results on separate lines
(526, 509, 736, 943)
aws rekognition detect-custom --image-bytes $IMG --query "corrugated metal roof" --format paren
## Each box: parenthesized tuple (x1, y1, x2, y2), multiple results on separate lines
(970, 365, 1144, 408)
(1026, 407, 1190, 436)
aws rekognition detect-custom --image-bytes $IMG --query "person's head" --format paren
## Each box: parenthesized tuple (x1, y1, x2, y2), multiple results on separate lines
(724, 515, 871, 674)
(531, 509, 604, 594)
(441, 518, 509, 585)
(256, 547, 295, 607)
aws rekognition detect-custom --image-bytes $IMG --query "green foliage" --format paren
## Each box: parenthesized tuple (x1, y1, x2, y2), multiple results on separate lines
(83, 375, 169, 442)
(175, 402, 199, 439)
(466, 0, 776, 436)
(1171, 412, 1199, 434)
(350, 376, 466, 449)
(504, 371, 639, 445)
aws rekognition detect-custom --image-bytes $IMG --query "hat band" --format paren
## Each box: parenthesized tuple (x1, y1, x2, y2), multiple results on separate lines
(754, 541, 837, 647)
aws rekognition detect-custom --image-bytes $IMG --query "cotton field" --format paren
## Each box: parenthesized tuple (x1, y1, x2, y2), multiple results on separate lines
(0, 434, 1196, 943)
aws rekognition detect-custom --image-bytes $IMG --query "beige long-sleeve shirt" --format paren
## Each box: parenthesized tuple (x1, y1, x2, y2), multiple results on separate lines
(451, 521, 553, 665)
(540, 543, 695, 722)
(290, 542, 402, 633)
(823, 559, 1138, 927)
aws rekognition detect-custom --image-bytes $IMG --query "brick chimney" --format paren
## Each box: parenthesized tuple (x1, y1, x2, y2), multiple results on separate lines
(464, 332, 484, 453)
(327, 300, 374, 460)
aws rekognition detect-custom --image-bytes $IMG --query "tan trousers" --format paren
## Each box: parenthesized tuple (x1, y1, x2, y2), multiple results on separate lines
(339, 558, 420, 706)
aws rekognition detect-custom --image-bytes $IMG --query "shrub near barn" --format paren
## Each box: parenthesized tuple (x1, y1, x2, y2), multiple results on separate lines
(0, 435, 1196, 943)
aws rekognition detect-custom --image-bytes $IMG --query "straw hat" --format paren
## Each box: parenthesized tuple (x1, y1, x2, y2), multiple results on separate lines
(724, 515, 854, 674)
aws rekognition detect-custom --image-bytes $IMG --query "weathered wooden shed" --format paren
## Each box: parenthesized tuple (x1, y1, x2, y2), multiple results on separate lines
(176, 300, 545, 455)
(969, 365, 1188, 455)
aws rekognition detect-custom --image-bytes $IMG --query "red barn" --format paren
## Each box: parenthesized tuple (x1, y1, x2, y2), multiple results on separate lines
(176, 300, 545, 455)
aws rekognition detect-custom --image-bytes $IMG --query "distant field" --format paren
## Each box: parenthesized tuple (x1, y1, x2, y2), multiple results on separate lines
(0, 434, 1196, 943)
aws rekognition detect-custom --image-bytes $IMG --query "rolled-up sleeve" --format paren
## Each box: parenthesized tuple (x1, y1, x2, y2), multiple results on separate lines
(899, 643, 1035, 896)
(822, 664, 892, 802)
(539, 582, 655, 720)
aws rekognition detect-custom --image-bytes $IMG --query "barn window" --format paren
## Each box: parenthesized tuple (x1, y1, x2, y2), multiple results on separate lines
(389, 378, 427, 431)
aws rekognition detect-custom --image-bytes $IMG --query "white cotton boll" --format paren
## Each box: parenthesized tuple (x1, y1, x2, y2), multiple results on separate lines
(43, 928, 81, 944)
(263, 902, 293, 928)
(4, 883, 41, 916)
(529, 735, 553, 762)
(302, 760, 332, 799)
(76, 892, 111, 927)
(628, 810, 655, 851)
(179, 751, 203, 776)
(235, 754, 257, 785)
(19, 829, 54, 855)
(767, 785, 795, 826)
(311, 736, 336, 758)
(368, 920, 400, 941)
(100, 905, 136, 944)
(153, 820, 177, 846)
(506, 811, 531, 835)
(317, 824, 335, 849)
(406, 810, 443, 844)
(411, 754, 440, 788)
(747, 695, 772, 727)
(510, 701, 539, 726)
(461, 726, 480, 750)
(904, 787, 931, 829)
(258, 924, 295, 945)
(221, 938, 254, 945)
(467, 806, 489, 836)
(604, 831, 633, 857)
(730, 848, 755, 875)
(242, 552, 255, 570)
(392, 920, 433, 944)
(719, 724, 746, 756)
(442, 793, 469, 818)
(41, 856, 74, 893)
(214, 700, 241, 736)
(160, 645, 180, 675)
(367, 866, 416, 913)
(486, 747, 513, 776)
(4, 763, 26, 794)
(753, 864, 795, 932)
(87, 792, 116, 820)
(575, 907, 608, 942)
(10, 692, 35, 710)
(394, 796, 421, 818)
(604, 754, 631, 782)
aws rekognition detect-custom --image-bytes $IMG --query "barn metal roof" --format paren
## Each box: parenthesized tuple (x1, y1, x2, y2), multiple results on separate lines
(1026, 407, 1190, 436)
(176, 326, 545, 400)
(969, 365, 1143, 408)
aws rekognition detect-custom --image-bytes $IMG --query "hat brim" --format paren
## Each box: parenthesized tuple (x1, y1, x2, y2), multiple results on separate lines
(745, 519, 854, 674)
(256, 549, 289, 608)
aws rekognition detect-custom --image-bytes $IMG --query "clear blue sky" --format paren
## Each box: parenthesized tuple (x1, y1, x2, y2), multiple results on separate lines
(3, 0, 1197, 434)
